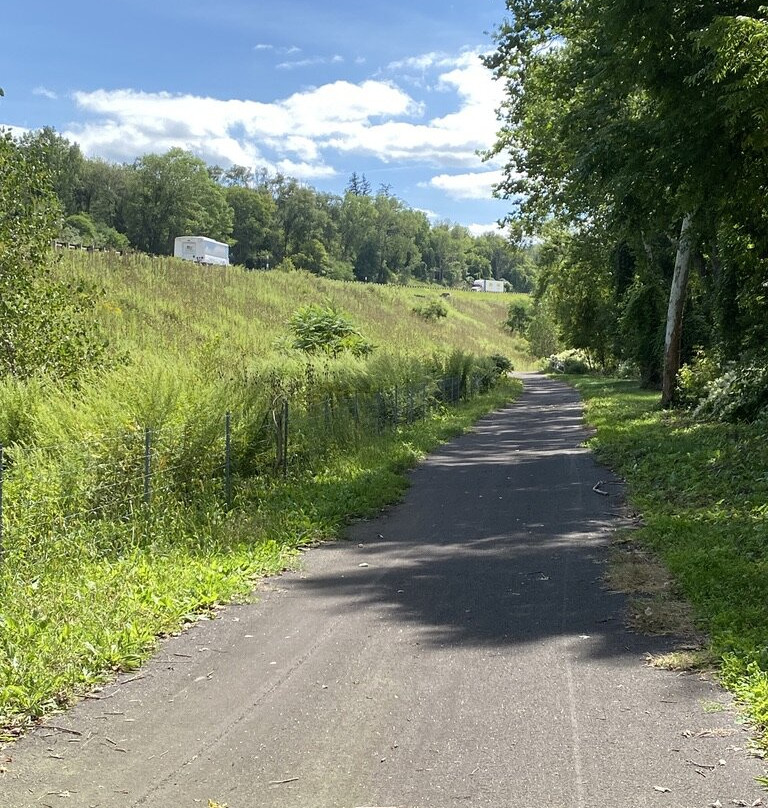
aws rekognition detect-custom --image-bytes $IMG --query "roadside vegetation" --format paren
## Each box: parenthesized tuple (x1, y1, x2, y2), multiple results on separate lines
(566, 375, 768, 754)
(0, 241, 526, 741)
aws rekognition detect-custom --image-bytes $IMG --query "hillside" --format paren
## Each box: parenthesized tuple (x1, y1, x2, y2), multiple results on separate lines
(56, 251, 533, 371)
(0, 249, 529, 740)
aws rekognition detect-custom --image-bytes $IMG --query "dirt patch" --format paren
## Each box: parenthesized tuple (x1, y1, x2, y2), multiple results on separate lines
(604, 537, 708, 660)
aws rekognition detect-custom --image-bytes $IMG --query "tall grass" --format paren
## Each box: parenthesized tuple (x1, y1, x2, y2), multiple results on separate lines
(54, 251, 533, 368)
(0, 251, 528, 740)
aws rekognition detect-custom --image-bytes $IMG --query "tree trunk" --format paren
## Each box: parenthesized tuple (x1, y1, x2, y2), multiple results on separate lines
(661, 213, 695, 408)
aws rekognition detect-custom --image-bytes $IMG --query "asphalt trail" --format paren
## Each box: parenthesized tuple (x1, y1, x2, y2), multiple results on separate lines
(2, 373, 765, 807)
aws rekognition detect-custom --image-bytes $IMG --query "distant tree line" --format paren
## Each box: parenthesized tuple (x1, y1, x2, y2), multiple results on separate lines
(11, 128, 532, 291)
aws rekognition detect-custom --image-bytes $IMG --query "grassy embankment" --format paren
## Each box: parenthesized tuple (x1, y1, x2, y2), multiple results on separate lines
(0, 251, 528, 740)
(569, 376, 768, 757)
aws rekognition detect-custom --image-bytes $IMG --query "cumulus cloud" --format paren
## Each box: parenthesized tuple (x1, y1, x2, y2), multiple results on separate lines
(63, 48, 504, 185)
(428, 170, 504, 200)
(467, 222, 506, 237)
(68, 80, 416, 176)
(0, 124, 29, 139)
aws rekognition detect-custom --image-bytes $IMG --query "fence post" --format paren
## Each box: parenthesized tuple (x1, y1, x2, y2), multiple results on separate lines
(282, 399, 289, 477)
(0, 443, 4, 560)
(394, 386, 399, 427)
(143, 428, 152, 506)
(225, 411, 232, 510)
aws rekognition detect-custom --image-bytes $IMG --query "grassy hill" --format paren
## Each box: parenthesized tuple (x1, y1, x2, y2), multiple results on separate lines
(55, 250, 533, 371)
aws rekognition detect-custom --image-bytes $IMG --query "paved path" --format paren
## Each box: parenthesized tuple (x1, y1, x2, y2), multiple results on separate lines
(3, 373, 765, 807)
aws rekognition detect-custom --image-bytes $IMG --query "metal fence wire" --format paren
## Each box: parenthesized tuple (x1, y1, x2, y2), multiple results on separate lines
(0, 372, 492, 563)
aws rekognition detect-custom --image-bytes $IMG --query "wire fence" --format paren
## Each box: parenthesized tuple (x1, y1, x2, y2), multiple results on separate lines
(0, 372, 490, 566)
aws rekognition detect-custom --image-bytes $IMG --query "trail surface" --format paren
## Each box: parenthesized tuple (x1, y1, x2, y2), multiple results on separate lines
(3, 373, 765, 807)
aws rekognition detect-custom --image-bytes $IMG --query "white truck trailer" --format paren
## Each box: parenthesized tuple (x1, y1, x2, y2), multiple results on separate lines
(173, 236, 230, 266)
(471, 278, 505, 293)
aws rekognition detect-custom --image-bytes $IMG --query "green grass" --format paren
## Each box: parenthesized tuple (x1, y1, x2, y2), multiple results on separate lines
(567, 375, 768, 751)
(0, 362, 521, 740)
(1, 250, 530, 740)
(54, 251, 534, 370)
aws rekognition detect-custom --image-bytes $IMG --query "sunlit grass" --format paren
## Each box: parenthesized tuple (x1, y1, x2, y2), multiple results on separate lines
(1, 249, 527, 741)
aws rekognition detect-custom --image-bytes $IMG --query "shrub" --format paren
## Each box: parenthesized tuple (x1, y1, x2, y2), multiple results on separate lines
(544, 351, 589, 374)
(694, 358, 768, 422)
(413, 299, 448, 321)
(489, 354, 513, 375)
(289, 304, 374, 358)
(677, 350, 722, 407)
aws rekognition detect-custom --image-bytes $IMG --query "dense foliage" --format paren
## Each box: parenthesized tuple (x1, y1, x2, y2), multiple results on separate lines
(7, 127, 532, 293)
(0, 133, 109, 379)
(485, 2, 768, 407)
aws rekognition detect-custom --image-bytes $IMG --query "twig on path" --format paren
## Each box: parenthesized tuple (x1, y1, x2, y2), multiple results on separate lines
(119, 673, 146, 686)
(43, 725, 82, 737)
(269, 777, 300, 785)
(592, 481, 609, 496)
(685, 759, 716, 770)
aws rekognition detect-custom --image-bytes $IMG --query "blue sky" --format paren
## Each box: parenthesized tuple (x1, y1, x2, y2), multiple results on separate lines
(0, 1, 514, 233)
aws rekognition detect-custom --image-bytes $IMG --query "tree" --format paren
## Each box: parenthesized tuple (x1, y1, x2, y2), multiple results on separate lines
(125, 149, 233, 255)
(345, 172, 372, 196)
(0, 133, 108, 379)
(485, 1, 768, 403)
(225, 186, 277, 268)
(19, 127, 85, 216)
(79, 158, 131, 232)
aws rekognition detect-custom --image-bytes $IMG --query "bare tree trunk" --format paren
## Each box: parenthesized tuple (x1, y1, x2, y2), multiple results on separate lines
(661, 213, 695, 407)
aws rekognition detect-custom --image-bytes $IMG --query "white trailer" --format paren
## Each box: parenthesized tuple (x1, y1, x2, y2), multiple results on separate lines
(173, 236, 229, 266)
(471, 278, 505, 293)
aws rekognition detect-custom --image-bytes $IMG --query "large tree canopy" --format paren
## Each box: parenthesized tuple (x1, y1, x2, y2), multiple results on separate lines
(125, 148, 233, 255)
(485, 1, 768, 402)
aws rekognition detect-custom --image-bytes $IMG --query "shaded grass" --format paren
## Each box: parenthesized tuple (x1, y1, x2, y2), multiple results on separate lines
(567, 375, 768, 750)
(0, 378, 521, 742)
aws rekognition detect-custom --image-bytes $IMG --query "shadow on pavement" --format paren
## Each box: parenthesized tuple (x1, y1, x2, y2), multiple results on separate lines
(288, 373, 679, 662)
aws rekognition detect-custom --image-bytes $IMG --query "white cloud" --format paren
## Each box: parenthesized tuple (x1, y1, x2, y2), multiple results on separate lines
(277, 53, 345, 70)
(0, 123, 29, 139)
(429, 170, 504, 200)
(67, 81, 417, 178)
(467, 222, 506, 237)
(387, 52, 457, 71)
(33, 86, 58, 100)
(63, 48, 505, 181)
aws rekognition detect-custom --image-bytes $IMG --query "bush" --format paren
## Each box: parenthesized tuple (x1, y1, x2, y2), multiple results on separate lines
(490, 354, 513, 375)
(694, 358, 768, 422)
(677, 350, 722, 407)
(289, 304, 374, 358)
(544, 351, 589, 374)
(413, 299, 448, 321)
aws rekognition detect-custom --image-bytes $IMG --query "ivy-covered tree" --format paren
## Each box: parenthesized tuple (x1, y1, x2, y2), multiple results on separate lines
(485, 1, 768, 403)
